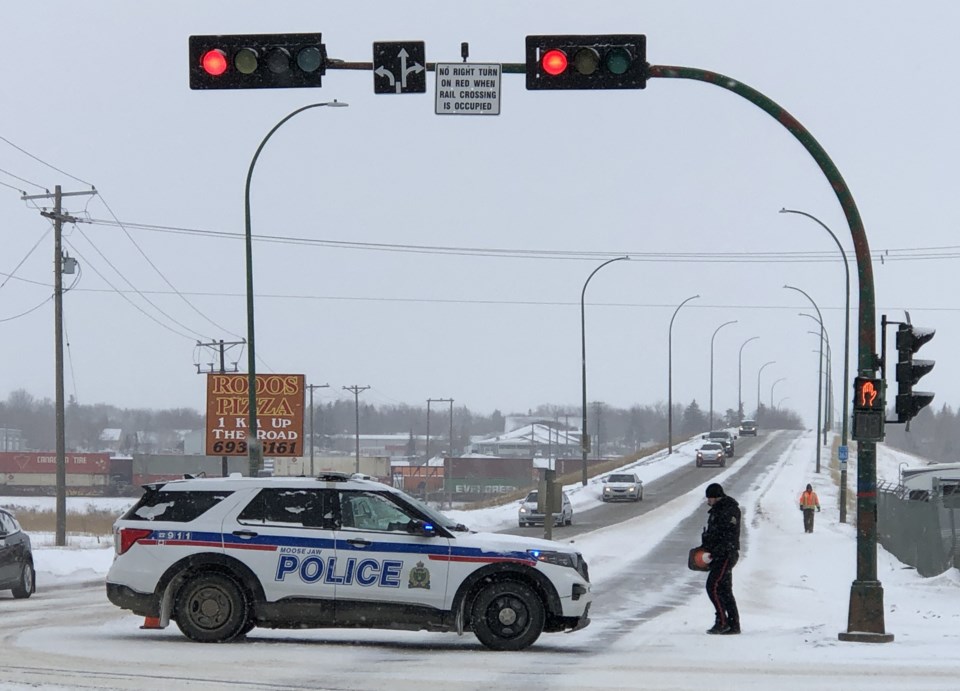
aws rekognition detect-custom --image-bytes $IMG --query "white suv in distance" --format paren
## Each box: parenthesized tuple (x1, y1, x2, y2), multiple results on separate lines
(517, 490, 573, 527)
(106, 473, 591, 651)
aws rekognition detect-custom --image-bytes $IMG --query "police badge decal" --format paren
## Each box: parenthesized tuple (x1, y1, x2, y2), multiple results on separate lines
(408, 561, 431, 589)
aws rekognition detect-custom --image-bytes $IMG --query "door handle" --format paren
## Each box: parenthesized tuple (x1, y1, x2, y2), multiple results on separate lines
(232, 530, 259, 539)
(346, 538, 371, 548)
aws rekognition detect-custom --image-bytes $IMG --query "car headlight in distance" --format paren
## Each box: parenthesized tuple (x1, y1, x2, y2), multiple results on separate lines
(603, 486, 611, 492)
(519, 507, 528, 514)
(528, 549, 576, 569)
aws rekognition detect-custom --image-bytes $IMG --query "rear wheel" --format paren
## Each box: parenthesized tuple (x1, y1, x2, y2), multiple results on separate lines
(11, 562, 35, 599)
(174, 572, 249, 643)
(471, 580, 545, 651)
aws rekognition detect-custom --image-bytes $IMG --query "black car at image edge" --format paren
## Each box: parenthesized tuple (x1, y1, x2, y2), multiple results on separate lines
(0, 507, 35, 598)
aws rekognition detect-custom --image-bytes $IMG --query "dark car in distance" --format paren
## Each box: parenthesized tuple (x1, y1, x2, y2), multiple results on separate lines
(0, 508, 35, 598)
(739, 419, 758, 436)
(703, 430, 735, 457)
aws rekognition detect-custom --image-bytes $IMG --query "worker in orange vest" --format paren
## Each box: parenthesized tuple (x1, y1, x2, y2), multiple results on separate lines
(799, 483, 821, 533)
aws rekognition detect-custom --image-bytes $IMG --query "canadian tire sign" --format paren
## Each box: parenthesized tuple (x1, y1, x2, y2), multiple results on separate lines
(205, 374, 305, 456)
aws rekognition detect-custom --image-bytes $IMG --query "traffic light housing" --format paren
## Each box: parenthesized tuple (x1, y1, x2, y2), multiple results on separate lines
(189, 33, 326, 90)
(852, 377, 885, 442)
(895, 323, 935, 423)
(526, 34, 647, 90)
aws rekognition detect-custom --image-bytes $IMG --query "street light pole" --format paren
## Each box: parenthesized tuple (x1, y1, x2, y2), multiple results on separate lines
(580, 256, 629, 485)
(777, 396, 791, 412)
(738, 336, 760, 425)
(771, 377, 787, 410)
(244, 100, 348, 477)
(668, 294, 700, 454)
(710, 320, 738, 430)
(780, 208, 851, 522)
(809, 329, 833, 444)
(785, 284, 824, 473)
(757, 361, 775, 419)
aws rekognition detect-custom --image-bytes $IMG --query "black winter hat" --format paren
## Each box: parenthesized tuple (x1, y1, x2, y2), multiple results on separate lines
(705, 483, 725, 499)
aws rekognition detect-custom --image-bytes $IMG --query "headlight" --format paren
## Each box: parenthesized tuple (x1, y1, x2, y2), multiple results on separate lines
(528, 549, 576, 569)
(603, 486, 611, 493)
(519, 507, 528, 514)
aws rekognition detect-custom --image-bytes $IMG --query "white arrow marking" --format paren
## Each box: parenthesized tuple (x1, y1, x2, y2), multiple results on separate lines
(375, 65, 396, 87)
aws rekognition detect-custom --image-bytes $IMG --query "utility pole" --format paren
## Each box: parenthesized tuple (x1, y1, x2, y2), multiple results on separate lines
(196, 339, 244, 476)
(427, 398, 453, 462)
(343, 386, 369, 473)
(593, 401, 603, 460)
(306, 382, 330, 476)
(23, 185, 95, 547)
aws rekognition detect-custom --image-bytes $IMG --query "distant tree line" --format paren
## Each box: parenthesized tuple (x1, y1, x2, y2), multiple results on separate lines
(0, 388, 804, 455)
(884, 404, 959, 463)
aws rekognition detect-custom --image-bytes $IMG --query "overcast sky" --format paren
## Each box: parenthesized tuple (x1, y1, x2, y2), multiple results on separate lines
(1, 2, 955, 424)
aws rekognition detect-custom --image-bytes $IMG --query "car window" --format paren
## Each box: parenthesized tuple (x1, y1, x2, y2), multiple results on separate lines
(608, 474, 636, 483)
(524, 491, 538, 503)
(339, 491, 418, 532)
(237, 488, 335, 529)
(702, 443, 723, 450)
(122, 490, 234, 522)
(0, 512, 15, 535)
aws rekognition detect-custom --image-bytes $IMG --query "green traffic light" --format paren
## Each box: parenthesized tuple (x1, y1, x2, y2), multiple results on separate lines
(604, 47, 632, 75)
(296, 46, 324, 73)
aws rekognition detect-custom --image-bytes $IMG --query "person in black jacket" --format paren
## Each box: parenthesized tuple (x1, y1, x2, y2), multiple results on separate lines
(700, 482, 741, 635)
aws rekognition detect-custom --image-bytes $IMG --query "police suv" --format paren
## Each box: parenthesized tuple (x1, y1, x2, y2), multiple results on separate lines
(106, 473, 591, 651)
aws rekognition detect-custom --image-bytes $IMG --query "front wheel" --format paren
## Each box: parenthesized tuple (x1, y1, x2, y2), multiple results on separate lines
(12, 562, 35, 599)
(471, 580, 545, 651)
(174, 572, 249, 643)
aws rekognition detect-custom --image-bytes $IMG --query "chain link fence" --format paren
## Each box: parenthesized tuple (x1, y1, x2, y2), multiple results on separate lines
(878, 480, 960, 577)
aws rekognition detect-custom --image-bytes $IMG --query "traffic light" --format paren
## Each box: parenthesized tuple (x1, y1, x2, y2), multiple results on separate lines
(525, 34, 647, 90)
(895, 323, 935, 423)
(189, 33, 326, 90)
(852, 377, 885, 442)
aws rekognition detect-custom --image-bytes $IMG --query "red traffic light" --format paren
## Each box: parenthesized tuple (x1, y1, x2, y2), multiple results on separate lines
(541, 49, 568, 76)
(201, 49, 228, 76)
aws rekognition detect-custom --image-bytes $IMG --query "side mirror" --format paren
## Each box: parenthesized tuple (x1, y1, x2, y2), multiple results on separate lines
(408, 519, 437, 538)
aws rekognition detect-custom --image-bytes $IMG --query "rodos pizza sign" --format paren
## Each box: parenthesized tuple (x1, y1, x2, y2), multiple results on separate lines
(206, 374, 305, 456)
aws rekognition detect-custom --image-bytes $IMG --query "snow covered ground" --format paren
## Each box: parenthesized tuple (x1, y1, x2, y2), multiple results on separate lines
(3, 432, 960, 689)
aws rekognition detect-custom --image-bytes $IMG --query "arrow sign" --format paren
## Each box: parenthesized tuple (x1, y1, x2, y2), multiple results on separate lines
(373, 41, 426, 94)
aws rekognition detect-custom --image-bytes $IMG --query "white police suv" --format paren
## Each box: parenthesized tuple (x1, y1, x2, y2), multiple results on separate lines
(106, 473, 591, 650)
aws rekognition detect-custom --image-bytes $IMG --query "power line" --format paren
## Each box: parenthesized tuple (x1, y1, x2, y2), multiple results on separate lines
(95, 195, 244, 341)
(82, 216, 960, 264)
(60, 239, 196, 341)
(67, 226, 212, 341)
(0, 167, 45, 191)
(0, 134, 94, 187)
(0, 226, 51, 292)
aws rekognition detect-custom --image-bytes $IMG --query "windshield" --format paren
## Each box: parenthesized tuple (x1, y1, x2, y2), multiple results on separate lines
(608, 474, 636, 483)
(524, 491, 538, 503)
(708, 432, 729, 439)
(702, 443, 723, 450)
(742, 420, 755, 426)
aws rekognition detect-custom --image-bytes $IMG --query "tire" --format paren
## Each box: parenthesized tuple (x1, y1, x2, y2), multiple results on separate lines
(720, 460, 726, 468)
(11, 561, 35, 599)
(565, 513, 572, 526)
(174, 572, 249, 643)
(696, 460, 702, 468)
(471, 580, 545, 651)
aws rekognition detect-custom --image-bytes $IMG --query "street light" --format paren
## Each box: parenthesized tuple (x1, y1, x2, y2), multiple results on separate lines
(738, 336, 760, 425)
(780, 208, 851, 522)
(668, 294, 700, 454)
(784, 284, 824, 473)
(757, 360, 775, 419)
(808, 329, 833, 441)
(580, 256, 629, 485)
(244, 100, 348, 476)
(777, 396, 791, 411)
(770, 377, 787, 409)
(710, 320, 738, 430)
